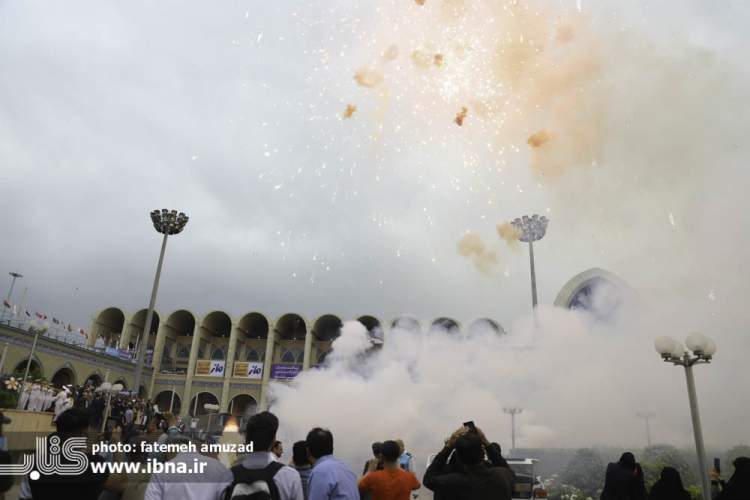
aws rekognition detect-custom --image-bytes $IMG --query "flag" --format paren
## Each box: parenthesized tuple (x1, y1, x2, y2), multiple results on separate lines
(52, 318, 59, 325)
(67, 324, 72, 332)
(43, 314, 47, 320)
(2, 300, 9, 308)
(25, 310, 31, 317)
(78, 328, 85, 336)
(35, 312, 44, 319)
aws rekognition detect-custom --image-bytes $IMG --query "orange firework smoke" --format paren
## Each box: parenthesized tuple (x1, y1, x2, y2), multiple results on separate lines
(410, 49, 433, 69)
(342, 104, 357, 119)
(497, 222, 521, 247)
(527, 130, 551, 148)
(457, 233, 497, 274)
(382, 45, 399, 62)
(455, 107, 468, 126)
(354, 67, 384, 88)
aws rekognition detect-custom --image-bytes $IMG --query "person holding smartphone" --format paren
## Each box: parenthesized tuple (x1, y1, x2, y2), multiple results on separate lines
(423, 424, 514, 500)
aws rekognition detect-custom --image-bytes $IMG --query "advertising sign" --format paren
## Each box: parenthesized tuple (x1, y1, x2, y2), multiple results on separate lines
(270, 363, 301, 380)
(195, 359, 225, 377)
(232, 361, 264, 379)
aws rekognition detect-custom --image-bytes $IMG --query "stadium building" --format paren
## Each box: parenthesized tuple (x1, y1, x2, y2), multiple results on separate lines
(0, 268, 629, 419)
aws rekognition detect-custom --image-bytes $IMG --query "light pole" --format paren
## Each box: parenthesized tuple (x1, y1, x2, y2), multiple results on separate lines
(636, 411, 655, 448)
(17, 319, 49, 409)
(5, 272, 22, 302)
(132, 209, 189, 396)
(654, 333, 717, 500)
(503, 406, 522, 455)
(2, 272, 22, 323)
(510, 215, 548, 309)
(97, 382, 124, 432)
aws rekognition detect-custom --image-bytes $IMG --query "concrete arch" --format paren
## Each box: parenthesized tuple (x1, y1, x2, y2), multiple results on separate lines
(189, 391, 220, 417)
(275, 313, 307, 341)
(228, 394, 258, 417)
(430, 317, 461, 334)
(245, 349, 264, 362)
(554, 268, 632, 320)
(357, 315, 384, 344)
(391, 315, 422, 332)
(124, 309, 161, 347)
(238, 312, 269, 340)
(13, 357, 43, 379)
(94, 307, 126, 343)
(165, 310, 196, 336)
(201, 311, 232, 338)
(51, 364, 77, 388)
(312, 314, 343, 341)
(155, 390, 181, 415)
(467, 318, 506, 337)
(85, 372, 103, 387)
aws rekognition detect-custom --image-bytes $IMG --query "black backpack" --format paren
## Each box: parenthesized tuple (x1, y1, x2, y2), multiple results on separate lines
(224, 462, 285, 500)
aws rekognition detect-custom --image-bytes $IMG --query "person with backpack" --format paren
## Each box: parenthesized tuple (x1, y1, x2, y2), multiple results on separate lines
(225, 411, 303, 500)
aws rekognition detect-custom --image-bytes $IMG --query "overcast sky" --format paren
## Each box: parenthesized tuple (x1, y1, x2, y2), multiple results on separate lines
(1, 0, 749, 340)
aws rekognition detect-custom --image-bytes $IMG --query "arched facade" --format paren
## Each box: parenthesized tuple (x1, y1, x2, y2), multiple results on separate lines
(430, 317, 461, 334)
(554, 268, 633, 320)
(155, 390, 182, 415)
(189, 391, 220, 417)
(51, 366, 76, 388)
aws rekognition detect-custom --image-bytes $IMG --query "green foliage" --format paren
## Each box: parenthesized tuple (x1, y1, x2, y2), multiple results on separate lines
(724, 444, 750, 475)
(0, 390, 17, 409)
(643, 444, 698, 487)
(561, 448, 604, 497)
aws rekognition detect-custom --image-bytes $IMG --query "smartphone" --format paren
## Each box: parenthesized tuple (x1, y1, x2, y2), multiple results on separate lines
(463, 421, 476, 432)
(714, 457, 720, 474)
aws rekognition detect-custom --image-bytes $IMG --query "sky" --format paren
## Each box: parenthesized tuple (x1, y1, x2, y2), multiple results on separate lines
(1, 0, 750, 448)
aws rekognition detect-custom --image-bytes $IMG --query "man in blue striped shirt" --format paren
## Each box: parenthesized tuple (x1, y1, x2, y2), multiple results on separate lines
(306, 428, 360, 500)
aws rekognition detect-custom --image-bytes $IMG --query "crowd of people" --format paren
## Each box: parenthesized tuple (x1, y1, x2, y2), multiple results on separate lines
(0, 405, 746, 500)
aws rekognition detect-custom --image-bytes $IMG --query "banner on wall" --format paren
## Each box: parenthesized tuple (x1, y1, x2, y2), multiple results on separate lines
(233, 361, 264, 379)
(270, 363, 302, 380)
(195, 359, 225, 377)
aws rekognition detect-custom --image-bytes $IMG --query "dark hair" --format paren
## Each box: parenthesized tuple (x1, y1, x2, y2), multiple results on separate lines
(455, 433, 483, 466)
(56, 408, 89, 435)
(306, 427, 334, 459)
(245, 411, 279, 450)
(372, 442, 383, 457)
(293, 441, 310, 466)
(381, 440, 401, 462)
(619, 452, 636, 470)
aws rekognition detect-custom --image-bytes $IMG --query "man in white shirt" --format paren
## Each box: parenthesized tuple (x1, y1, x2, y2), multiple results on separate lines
(229, 411, 303, 500)
(145, 435, 233, 500)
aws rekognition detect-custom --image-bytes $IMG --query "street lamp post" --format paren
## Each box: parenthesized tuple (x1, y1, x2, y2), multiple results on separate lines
(17, 319, 49, 409)
(510, 215, 549, 309)
(132, 209, 189, 396)
(503, 406, 522, 455)
(97, 382, 124, 432)
(2, 272, 23, 323)
(636, 411, 655, 448)
(654, 333, 717, 500)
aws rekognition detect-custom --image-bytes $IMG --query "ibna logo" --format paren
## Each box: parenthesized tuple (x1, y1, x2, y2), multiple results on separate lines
(0, 436, 88, 480)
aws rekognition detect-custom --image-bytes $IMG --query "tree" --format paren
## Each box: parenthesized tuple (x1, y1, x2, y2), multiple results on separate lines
(724, 444, 750, 475)
(561, 448, 605, 497)
(642, 444, 698, 488)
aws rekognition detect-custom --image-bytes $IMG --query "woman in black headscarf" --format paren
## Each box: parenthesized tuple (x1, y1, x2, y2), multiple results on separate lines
(601, 452, 647, 500)
(648, 467, 690, 500)
(717, 456, 750, 500)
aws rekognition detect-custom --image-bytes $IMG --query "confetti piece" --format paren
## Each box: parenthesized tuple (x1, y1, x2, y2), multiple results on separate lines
(342, 104, 357, 119)
(455, 107, 468, 126)
(415, 0, 426, 5)
(434, 53, 444, 66)
(527, 130, 551, 148)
